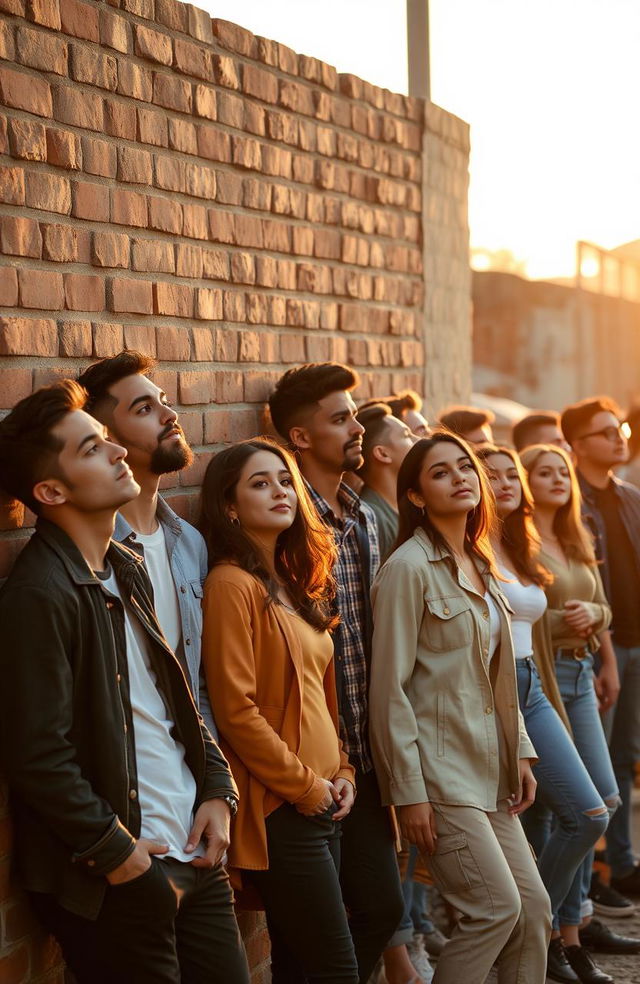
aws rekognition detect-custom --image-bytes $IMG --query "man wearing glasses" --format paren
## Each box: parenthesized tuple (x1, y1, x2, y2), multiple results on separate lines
(562, 397, 640, 901)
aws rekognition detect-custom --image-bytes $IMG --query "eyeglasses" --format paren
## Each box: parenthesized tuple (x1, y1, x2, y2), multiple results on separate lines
(576, 426, 626, 443)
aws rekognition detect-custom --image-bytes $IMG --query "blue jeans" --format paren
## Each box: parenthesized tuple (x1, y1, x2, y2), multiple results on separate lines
(516, 658, 608, 929)
(602, 644, 640, 878)
(554, 655, 618, 924)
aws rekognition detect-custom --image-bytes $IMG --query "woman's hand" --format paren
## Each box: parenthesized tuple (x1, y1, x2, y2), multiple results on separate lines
(331, 778, 355, 820)
(509, 759, 537, 816)
(297, 778, 336, 816)
(563, 600, 595, 636)
(595, 660, 620, 713)
(398, 802, 438, 855)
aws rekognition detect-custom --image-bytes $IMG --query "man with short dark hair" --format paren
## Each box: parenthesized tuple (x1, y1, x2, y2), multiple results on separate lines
(512, 411, 571, 453)
(360, 389, 430, 439)
(562, 396, 640, 899)
(269, 364, 404, 983)
(439, 405, 494, 445)
(356, 402, 416, 561)
(78, 352, 215, 736)
(0, 381, 248, 984)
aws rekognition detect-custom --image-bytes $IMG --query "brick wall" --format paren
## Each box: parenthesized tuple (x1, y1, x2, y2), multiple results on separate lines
(0, 0, 471, 978)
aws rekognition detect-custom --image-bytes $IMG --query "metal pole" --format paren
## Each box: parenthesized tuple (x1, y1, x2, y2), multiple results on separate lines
(407, 0, 430, 100)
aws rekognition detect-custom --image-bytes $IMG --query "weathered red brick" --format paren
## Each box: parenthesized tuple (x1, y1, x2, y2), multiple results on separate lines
(195, 287, 222, 320)
(25, 172, 71, 214)
(173, 37, 211, 80)
(60, 0, 99, 41)
(82, 136, 116, 178)
(124, 323, 155, 355)
(64, 273, 105, 312)
(117, 59, 153, 102)
(111, 188, 148, 228)
(41, 222, 77, 262)
(182, 203, 208, 240)
(92, 320, 123, 356)
(131, 238, 174, 273)
(207, 209, 234, 244)
(0, 304, 42, 353)
(0, 66, 52, 117)
(100, 9, 130, 53)
(117, 146, 153, 185)
(243, 63, 278, 104)
(175, 244, 202, 278)
(197, 124, 231, 163)
(193, 84, 216, 121)
(137, 106, 168, 147)
(72, 181, 110, 222)
(148, 197, 182, 235)
(46, 128, 82, 169)
(0, 165, 24, 205)
(212, 18, 256, 57)
(168, 117, 197, 155)
(17, 269, 63, 310)
(185, 162, 215, 199)
(111, 277, 153, 314)
(153, 72, 192, 113)
(156, 0, 186, 32)
(134, 24, 172, 65)
(0, 367, 32, 408)
(92, 231, 129, 269)
(156, 324, 190, 361)
(8, 118, 45, 162)
(53, 83, 103, 131)
(1, 217, 42, 260)
(202, 248, 229, 281)
(179, 370, 214, 405)
(232, 135, 261, 171)
(26, 0, 61, 29)
(16, 25, 67, 75)
(70, 45, 117, 92)
(59, 319, 92, 356)
(0, 267, 18, 306)
(217, 171, 243, 206)
(154, 281, 193, 318)
(103, 98, 136, 140)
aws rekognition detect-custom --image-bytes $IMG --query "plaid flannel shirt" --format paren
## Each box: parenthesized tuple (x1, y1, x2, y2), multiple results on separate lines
(306, 481, 380, 773)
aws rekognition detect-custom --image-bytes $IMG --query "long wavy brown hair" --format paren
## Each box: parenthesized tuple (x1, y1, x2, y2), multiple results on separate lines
(476, 445, 552, 587)
(395, 431, 500, 576)
(520, 444, 597, 565)
(198, 438, 338, 631)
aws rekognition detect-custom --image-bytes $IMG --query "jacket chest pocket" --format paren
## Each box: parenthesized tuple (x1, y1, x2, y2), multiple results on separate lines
(424, 596, 473, 652)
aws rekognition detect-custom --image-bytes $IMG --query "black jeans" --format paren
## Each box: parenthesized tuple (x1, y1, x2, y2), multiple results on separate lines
(339, 769, 405, 982)
(30, 858, 250, 984)
(248, 802, 359, 984)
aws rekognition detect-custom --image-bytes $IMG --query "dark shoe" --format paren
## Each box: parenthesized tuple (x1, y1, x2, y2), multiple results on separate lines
(589, 873, 636, 918)
(564, 946, 614, 984)
(579, 918, 640, 954)
(546, 938, 579, 983)
(610, 862, 640, 897)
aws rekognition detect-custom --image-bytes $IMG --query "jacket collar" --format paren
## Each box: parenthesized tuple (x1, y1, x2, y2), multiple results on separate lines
(577, 469, 626, 503)
(114, 495, 182, 541)
(36, 517, 144, 586)
(412, 525, 450, 563)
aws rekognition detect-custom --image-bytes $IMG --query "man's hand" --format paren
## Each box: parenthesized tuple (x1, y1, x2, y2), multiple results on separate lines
(398, 802, 438, 855)
(106, 837, 169, 885)
(509, 759, 537, 816)
(186, 799, 231, 868)
(595, 661, 620, 713)
(331, 778, 355, 820)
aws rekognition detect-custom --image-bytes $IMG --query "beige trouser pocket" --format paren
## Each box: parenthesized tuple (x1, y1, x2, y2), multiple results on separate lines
(426, 831, 485, 895)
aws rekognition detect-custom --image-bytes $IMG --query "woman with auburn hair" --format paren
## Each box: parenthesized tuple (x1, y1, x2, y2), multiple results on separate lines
(198, 439, 358, 984)
(479, 446, 611, 984)
(369, 432, 551, 984)
(521, 444, 621, 984)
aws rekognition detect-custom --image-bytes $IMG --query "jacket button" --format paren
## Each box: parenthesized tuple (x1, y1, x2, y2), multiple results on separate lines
(129, 789, 137, 800)
(443, 607, 450, 615)
(123, 724, 127, 734)
(185, 638, 191, 646)
(87, 859, 95, 867)
(482, 610, 489, 619)
(180, 585, 186, 594)
(485, 706, 493, 714)
(116, 673, 121, 683)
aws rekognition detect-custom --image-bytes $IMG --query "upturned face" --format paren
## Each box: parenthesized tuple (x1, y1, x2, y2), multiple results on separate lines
(227, 449, 298, 536)
(292, 389, 365, 473)
(411, 440, 481, 518)
(484, 452, 522, 518)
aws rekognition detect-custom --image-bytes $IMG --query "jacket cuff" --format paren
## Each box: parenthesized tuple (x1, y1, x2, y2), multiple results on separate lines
(518, 736, 537, 762)
(292, 775, 326, 813)
(386, 775, 429, 807)
(199, 769, 239, 806)
(72, 817, 136, 876)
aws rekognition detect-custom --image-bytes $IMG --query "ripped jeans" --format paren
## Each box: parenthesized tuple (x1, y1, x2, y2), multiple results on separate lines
(520, 654, 619, 926)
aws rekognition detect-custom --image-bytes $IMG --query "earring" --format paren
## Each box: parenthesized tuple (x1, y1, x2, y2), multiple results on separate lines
(230, 516, 240, 527)
(420, 506, 426, 516)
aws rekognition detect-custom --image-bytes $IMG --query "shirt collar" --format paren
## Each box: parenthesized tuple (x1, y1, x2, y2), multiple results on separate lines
(113, 496, 182, 542)
(306, 479, 363, 523)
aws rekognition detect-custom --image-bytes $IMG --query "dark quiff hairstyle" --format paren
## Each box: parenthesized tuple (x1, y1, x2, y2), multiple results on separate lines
(78, 351, 156, 414)
(268, 363, 359, 442)
(0, 379, 87, 513)
(439, 405, 495, 437)
(476, 445, 552, 587)
(198, 438, 339, 632)
(512, 411, 561, 452)
(395, 431, 500, 576)
(355, 402, 393, 476)
(560, 395, 622, 446)
(387, 389, 423, 419)
(520, 444, 597, 566)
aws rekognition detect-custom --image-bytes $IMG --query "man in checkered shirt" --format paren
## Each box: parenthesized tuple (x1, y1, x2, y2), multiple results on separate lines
(269, 363, 404, 984)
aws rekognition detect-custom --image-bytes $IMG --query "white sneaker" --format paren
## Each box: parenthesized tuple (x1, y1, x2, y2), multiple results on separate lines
(407, 933, 434, 983)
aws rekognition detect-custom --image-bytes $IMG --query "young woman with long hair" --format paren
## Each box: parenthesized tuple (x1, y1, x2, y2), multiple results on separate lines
(478, 446, 611, 984)
(198, 438, 358, 984)
(520, 444, 621, 984)
(369, 432, 551, 984)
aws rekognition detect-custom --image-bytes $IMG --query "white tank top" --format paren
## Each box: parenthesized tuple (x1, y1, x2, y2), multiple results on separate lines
(498, 565, 547, 659)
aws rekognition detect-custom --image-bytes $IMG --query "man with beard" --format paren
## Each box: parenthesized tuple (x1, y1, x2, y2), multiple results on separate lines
(268, 363, 404, 984)
(78, 352, 215, 736)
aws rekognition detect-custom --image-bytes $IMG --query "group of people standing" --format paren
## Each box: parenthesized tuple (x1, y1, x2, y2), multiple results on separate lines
(1, 354, 640, 984)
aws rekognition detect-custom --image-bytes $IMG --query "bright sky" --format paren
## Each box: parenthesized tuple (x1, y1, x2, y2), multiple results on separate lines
(206, 0, 640, 280)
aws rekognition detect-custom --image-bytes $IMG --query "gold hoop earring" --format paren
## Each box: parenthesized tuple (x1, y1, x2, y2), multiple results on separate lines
(230, 516, 240, 527)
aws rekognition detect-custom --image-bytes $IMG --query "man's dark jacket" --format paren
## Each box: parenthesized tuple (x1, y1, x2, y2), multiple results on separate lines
(0, 519, 237, 919)
(578, 471, 640, 601)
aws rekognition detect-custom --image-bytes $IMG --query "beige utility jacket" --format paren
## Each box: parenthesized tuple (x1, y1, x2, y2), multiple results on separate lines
(370, 527, 536, 812)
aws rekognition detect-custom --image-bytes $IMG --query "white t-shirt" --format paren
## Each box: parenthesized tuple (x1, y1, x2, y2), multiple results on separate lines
(485, 593, 502, 662)
(135, 525, 182, 655)
(498, 566, 547, 659)
(102, 568, 204, 861)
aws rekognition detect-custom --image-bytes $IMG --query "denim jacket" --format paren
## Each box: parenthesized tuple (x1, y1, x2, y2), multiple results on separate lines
(578, 472, 640, 604)
(114, 497, 217, 738)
